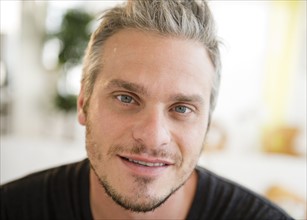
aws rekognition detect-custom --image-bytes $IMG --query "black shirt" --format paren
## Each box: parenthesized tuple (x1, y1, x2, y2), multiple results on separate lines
(1, 159, 293, 220)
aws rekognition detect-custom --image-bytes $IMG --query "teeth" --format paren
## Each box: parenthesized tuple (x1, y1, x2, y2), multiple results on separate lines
(128, 158, 165, 167)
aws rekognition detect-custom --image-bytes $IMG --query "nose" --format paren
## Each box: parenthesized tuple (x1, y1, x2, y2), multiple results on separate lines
(132, 108, 171, 148)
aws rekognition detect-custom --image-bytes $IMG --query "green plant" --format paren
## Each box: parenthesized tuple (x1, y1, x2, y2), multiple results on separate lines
(54, 93, 77, 112)
(50, 9, 93, 112)
(57, 9, 93, 66)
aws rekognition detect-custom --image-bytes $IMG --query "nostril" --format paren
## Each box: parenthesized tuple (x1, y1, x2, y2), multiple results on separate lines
(132, 126, 171, 148)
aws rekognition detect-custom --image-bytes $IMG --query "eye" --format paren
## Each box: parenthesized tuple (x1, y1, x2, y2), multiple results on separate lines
(116, 95, 135, 104)
(174, 105, 192, 114)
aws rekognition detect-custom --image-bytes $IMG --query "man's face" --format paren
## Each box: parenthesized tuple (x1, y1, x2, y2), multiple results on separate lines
(78, 29, 215, 212)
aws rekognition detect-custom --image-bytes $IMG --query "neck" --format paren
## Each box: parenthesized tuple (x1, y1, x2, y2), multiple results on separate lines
(89, 169, 198, 220)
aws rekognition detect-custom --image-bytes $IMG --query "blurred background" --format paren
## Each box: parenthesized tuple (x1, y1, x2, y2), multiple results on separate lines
(0, 1, 306, 219)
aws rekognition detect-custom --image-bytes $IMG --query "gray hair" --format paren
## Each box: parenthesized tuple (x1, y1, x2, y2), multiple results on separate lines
(82, 0, 221, 123)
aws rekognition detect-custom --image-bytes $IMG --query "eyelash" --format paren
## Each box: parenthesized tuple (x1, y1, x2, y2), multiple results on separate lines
(172, 105, 193, 114)
(115, 94, 138, 105)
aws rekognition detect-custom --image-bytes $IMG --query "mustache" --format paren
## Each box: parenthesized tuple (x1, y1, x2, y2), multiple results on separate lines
(108, 143, 183, 165)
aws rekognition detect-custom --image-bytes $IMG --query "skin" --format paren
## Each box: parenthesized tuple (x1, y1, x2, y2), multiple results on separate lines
(77, 29, 215, 219)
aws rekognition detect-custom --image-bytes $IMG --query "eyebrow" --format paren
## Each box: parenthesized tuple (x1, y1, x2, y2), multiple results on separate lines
(106, 79, 204, 104)
(105, 79, 148, 95)
(169, 94, 205, 104)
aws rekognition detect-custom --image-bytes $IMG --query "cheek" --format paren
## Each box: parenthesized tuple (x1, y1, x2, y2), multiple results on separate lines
(88, 105, 133, 145)
(178, 120, 208, 158)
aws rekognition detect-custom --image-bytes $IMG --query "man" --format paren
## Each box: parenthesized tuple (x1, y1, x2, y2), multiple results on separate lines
(1, 1, 293, 219)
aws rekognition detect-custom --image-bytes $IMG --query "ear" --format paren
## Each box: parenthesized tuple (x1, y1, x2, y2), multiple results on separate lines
(77, 85, 87, 126)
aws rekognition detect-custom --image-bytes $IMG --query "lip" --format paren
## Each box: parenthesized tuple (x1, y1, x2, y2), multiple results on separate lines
(120, 154, 174, 165)
(118, 155, 173, 177)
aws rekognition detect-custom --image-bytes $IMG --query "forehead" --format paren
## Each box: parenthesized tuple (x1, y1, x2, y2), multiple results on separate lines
(97, 29, 215, 97)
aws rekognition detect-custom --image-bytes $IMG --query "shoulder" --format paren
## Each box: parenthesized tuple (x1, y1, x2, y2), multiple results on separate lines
(1, 159, 89, 220)
(1, 159, 88, 194)
(190, 166, 294, 220)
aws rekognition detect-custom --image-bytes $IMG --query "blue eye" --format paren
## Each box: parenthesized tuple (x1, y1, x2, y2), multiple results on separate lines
(116, 95, 134, 104)
(174, 106, 191, 114)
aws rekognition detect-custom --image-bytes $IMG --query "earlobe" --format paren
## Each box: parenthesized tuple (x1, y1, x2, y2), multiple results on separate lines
(77, 86, 87, 126)
(78, 108, 86, 126)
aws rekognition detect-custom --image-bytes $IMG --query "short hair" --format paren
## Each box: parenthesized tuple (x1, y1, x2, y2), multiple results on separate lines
(82, 0, 221, 123)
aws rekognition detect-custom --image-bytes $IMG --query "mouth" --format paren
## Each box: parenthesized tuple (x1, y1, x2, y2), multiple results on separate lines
(118, 155, 172, 176)
(121, 156, 167, 167)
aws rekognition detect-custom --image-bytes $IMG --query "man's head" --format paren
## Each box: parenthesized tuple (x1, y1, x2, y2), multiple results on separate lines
(81, 0, 221, 122)
(77, 0, 220, 213)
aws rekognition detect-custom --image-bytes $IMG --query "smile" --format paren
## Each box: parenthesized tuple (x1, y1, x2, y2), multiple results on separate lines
(126, 158, 165, 167)
(118, 155, 172, 176)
